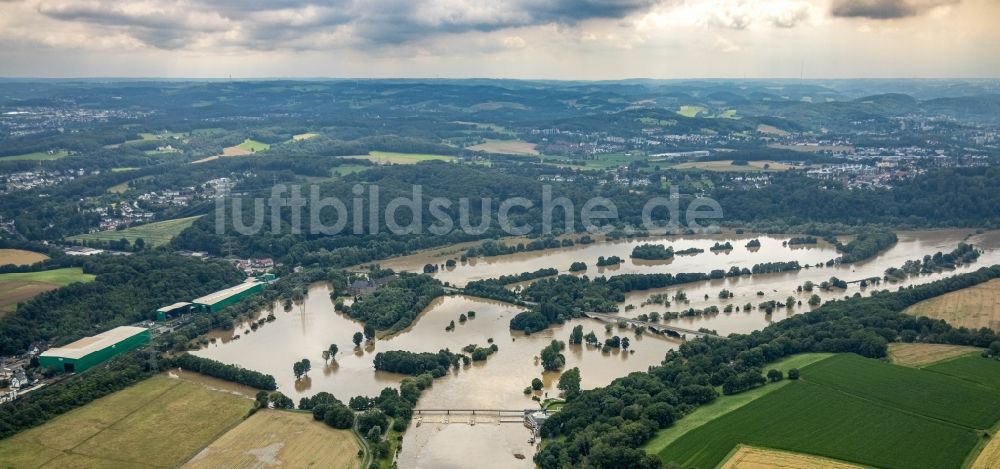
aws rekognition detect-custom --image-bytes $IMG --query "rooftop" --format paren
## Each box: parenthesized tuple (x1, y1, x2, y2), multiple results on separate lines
(156, 301, 191, 313)
(192, 281, 263, 305)
(40, 326, 147, 360)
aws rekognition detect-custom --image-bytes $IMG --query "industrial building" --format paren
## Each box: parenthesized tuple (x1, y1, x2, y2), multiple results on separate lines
(191, 280, 265, 313)
(38, 326, 149, 373)
(155, 301, 191, 321)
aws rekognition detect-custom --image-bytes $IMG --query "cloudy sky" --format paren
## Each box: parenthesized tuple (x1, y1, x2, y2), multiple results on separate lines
(0, 0, 996, 78)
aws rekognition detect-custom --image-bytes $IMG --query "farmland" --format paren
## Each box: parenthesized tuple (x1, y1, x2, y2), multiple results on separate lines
(887, 343, 981, 367)
(974, 433, 1000, 469)
(721, 445, 862, 469)
(292, 132, 318, 141)
(67, 215, 201, 247)
(654, 354, 1000, 469)
(233, 138, 270, 153)
(0, 267, 94, 317)
(0, 249, 49, 266)
(643, 353, 832, 456)
(677, 105, 707, 117)
(905, 278, 1000, 331)
(0, 374, 252, 468)
(669, 160, 795, 172)
(926, 354, 1000, 391)
(468, 139, 539, 156)
(2, 150, 71, 161)
(183, 410, 361, 469)
(361, 151, 456, 164)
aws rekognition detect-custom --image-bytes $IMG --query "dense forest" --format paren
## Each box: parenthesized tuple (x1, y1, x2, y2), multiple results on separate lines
(631, 244, 674, 260)
(534, 266, 1000, 467)
(372, 349, 461, 377)
(340, 274, 444, 333)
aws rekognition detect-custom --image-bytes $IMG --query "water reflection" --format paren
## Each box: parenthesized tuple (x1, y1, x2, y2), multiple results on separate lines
(194, 229, 1000, 467)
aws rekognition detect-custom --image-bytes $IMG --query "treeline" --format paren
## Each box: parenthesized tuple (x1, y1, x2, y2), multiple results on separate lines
(340, 274, 443, 334)
(885, 243, 981, 281)
(463, 268, 558, 303)
(0, 352, 155, 439)
(513, 272, 712, 332)
(836, 230, 898, 264)
(631, 244, 674, 260)
(0, 253, 245, 355)
(170, 354, 276, 390)
(535, 265, 1000, 467)
(750, 261, 802, 274)
(467, 237, 575, 257)
(372, 349, 461, 377)
(786, 236, 817, 245)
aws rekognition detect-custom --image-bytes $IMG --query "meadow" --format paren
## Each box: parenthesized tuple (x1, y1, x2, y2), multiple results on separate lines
(669, 160, 794, 172)
(3, 150, 71, 161)
(183, 410, 361, 469)
(655, 353, 1000, 469)
(361, 151, 456, 164)
(468, 139, 539, 156)
(0, 374, 251, 468)
(677, 105, 707, 117)
(905, 278, 1000, 331)
(67, 215, 201, 247)
(233, 138, 270, 153)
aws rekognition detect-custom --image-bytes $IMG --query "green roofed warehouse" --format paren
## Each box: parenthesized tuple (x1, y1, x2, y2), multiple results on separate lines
(38, 326, 150, 373)
(191, 280, 264, 313)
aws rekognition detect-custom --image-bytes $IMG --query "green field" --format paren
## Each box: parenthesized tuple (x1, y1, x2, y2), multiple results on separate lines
(235, 138, 270, 153)
(804, 354, 1000, 428)
(110, 167, 139, 173)
(331, 164, 371, 177)
(67, 216, 201, 247)
(362, 151, 456, 164)
(106, 181, 131, 194)
(654, 354, 1000, 469)
(643, 353, 832, 455)
(0, 267, 95, 286)
(0, 374, 252, 468)
(677, 105, 707, 117)
(927, 354, 1000, 390)
(3, 150, 71, 161)
(541, 152, 647, 170)
(0, 267, 93, 316)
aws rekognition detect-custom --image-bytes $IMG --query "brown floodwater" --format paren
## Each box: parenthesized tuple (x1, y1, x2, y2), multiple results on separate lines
(194, 229, 1000, 468)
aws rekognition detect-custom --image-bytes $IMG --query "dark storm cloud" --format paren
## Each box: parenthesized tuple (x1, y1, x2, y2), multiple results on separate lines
(34, 0, 667, 50)
(830, 0, 959, 20)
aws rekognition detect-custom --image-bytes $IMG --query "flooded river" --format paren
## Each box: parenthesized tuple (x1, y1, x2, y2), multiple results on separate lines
(195, 229, 1000, 468)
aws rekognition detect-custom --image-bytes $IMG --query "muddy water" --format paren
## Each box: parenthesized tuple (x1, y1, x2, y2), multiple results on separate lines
(381, 234, 848, 287)
(196, 229, 1000, 468)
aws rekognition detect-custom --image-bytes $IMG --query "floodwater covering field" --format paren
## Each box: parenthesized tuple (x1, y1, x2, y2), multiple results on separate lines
(195, 229, 1000, 468)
